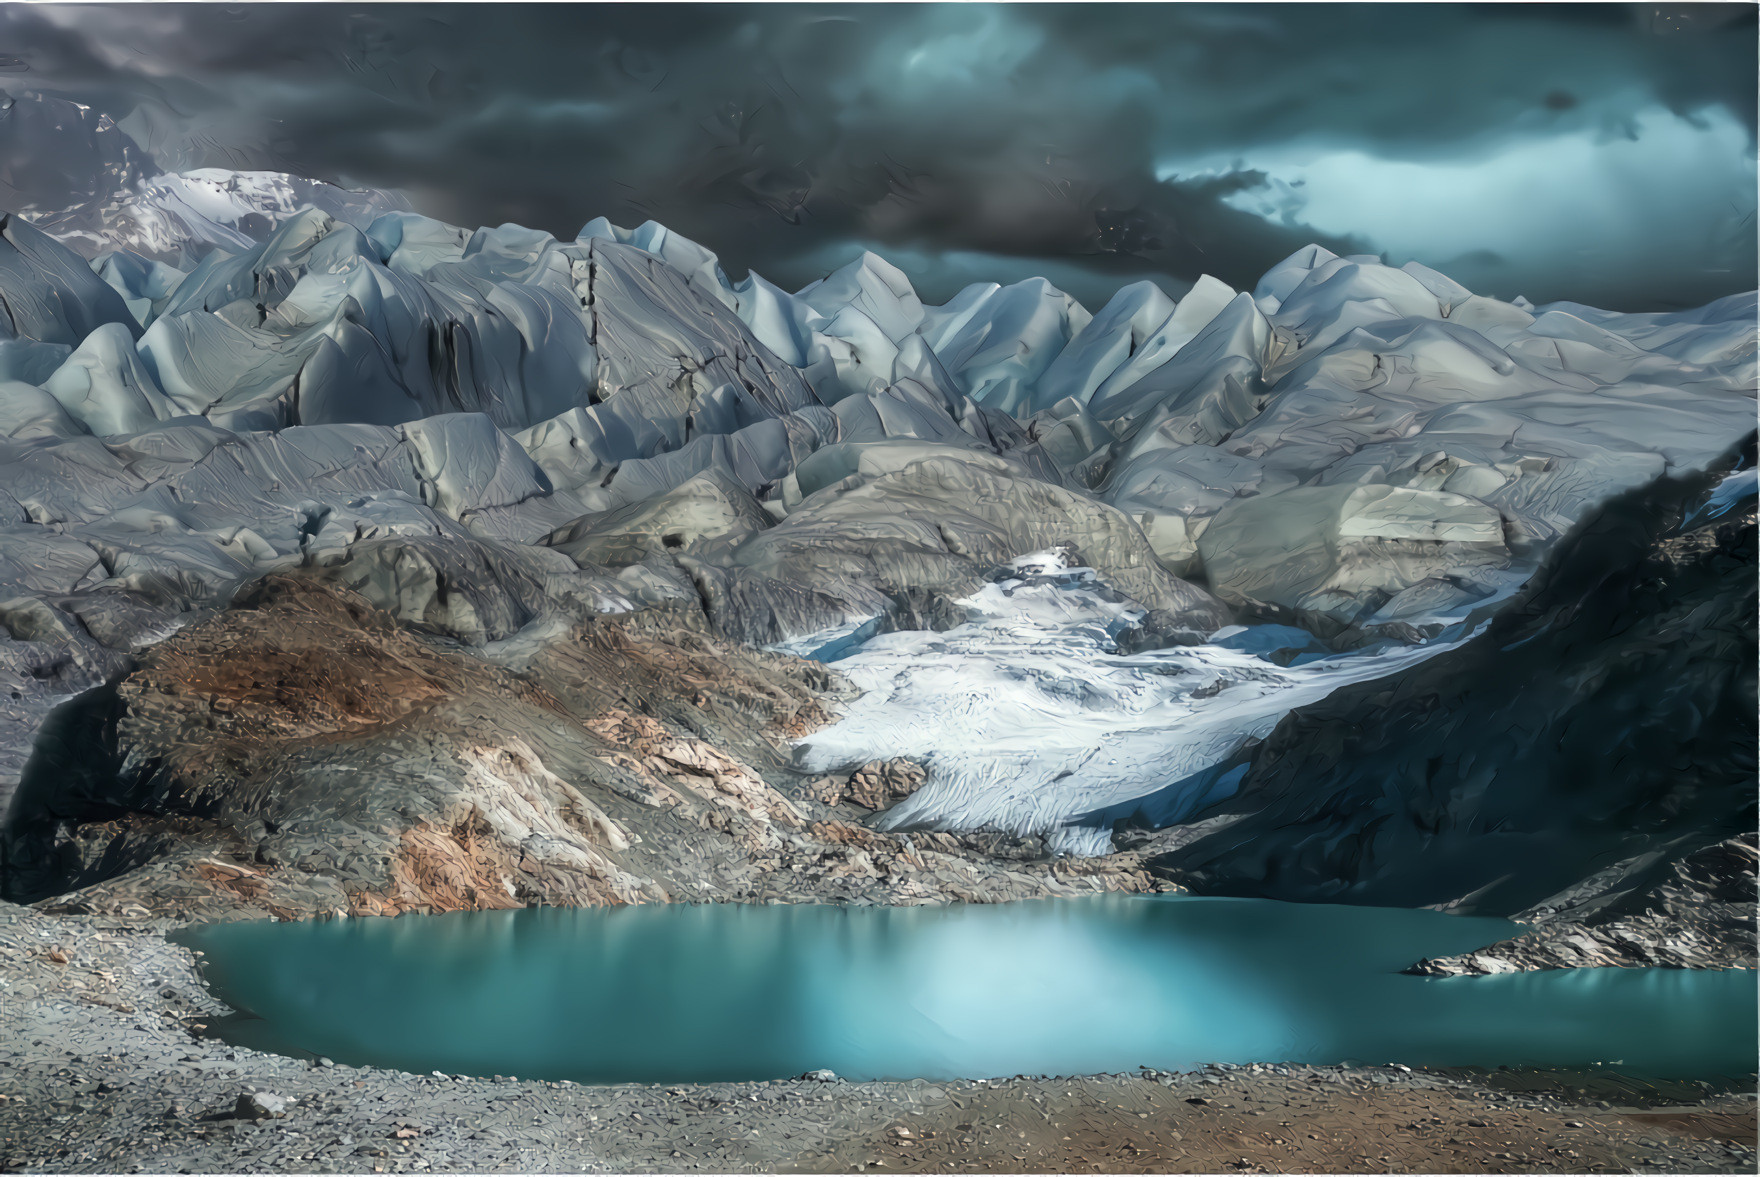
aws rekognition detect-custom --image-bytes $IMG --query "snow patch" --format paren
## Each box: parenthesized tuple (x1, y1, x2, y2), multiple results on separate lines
(794, 568, 1474, 855)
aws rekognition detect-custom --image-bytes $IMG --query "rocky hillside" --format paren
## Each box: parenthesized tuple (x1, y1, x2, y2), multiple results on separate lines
(1408, 832, 1757, 974)
(2, 572, 1164, 919)
(1144, 452, 1757, 928)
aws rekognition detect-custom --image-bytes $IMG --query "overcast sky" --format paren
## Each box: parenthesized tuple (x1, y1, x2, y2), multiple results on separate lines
(0, 2, 1753, 310)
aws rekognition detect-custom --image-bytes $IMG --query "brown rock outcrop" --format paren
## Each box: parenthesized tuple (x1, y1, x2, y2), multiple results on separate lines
(9, 574, 828, 919)
(7, 572, 1170, 921)
(817, 758, 929, 811)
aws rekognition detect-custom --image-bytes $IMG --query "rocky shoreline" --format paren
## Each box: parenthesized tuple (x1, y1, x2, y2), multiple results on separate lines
(1409, 834, 1759, 976)
(2, 900, 1756, 1175)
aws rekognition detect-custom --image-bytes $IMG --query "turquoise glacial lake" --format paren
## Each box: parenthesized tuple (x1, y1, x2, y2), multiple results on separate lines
(180, 895, 1757, 1084)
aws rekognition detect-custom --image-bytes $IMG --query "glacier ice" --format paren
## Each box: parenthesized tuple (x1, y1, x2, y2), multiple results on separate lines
(789, 551, 1477, 854)
(0, 176, 1752, 849)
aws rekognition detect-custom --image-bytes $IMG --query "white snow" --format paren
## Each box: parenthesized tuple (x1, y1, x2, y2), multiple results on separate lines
(39, 167, 409, 263)
(792, 553, 1475, 855)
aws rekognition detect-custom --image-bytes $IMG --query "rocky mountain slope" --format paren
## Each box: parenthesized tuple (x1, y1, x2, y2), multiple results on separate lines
(0, 177, 1753, 932)
(1144, 455, 1757, 927)
(3, 572, 1161, 921)
(1408, 831, 1757, 975)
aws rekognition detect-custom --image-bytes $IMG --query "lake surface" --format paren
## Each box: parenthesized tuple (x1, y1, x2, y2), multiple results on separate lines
(181, 895, 1757, 1085)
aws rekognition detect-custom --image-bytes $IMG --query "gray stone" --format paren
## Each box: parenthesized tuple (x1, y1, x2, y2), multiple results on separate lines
(236, 1091, 289, 1120)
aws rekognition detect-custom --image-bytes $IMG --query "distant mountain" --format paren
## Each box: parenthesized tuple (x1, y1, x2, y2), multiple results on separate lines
(0, 93, 150, 219)
(2, 91, 406, 265)
(35, 167, 411, 265)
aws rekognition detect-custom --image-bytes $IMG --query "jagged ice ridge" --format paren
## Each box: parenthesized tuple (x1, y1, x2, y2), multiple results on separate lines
(0, 173, 1752, 851)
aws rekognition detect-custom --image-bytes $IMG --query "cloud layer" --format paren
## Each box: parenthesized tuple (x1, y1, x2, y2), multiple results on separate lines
(0, 2, 1753, 309)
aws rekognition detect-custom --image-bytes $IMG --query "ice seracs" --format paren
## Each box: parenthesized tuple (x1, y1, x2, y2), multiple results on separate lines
(0, 190, 1753, 850)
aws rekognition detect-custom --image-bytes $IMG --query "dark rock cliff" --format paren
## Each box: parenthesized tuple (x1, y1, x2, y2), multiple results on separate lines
(1147, 446, 1758, 919)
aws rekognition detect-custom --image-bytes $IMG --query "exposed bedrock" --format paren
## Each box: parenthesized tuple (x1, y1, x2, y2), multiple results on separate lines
(1143, 450, 1758, 918)
(731, 453, 1233, 628)
(1407, 831, 1758, 975)
(0, 574, 1169, 918)
(1197, 482, 1511, 630)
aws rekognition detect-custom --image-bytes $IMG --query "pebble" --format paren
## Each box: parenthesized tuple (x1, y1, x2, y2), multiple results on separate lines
(235, 1091, 289, 1120)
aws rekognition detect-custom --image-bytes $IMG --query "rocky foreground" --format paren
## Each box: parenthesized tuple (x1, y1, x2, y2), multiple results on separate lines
(1, 902, 1756, 1176)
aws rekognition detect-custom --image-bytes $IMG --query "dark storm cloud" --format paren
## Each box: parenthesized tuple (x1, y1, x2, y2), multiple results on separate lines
(0, 3, 1753, 309)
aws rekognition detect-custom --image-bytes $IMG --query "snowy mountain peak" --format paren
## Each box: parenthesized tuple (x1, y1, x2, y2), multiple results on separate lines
(21, 163, 408, 266)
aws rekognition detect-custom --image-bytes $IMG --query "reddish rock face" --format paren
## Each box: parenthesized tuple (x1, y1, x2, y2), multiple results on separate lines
(17, 573, 827, 919)
(14, 572, 1172, 922)
(816, 758, 928, 811)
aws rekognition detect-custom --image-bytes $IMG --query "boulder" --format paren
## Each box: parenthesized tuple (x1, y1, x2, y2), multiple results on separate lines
(820, 759, 929, 811)
(235, 1092, 289, 1120)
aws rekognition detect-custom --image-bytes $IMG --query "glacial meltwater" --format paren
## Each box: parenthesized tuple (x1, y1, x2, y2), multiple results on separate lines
(179, 896, 1757, 1085)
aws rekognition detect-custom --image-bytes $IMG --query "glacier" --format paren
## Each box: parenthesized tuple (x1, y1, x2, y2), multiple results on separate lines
(0, 171, 1753, 851)
(787, 549, 1481, 855)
